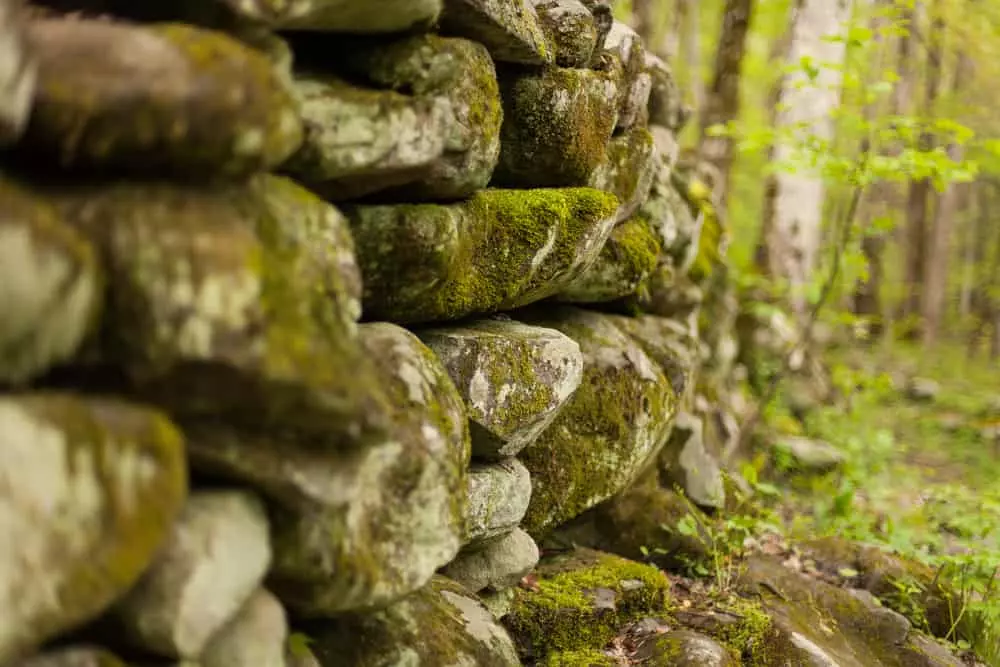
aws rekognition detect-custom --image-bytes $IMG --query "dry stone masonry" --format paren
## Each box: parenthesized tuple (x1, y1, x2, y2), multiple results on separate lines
(0, 0, 967, 666)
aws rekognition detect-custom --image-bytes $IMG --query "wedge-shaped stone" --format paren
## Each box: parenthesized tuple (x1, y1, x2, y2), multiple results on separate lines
(307, 576, 520, 667)
(0, 0, 35, 145)
(187, 324, 469, 615)
(288, 35, 502, 201)
(531, 0, 598, 67)
(349, 187, 618, 324)
(113, 491, 272, 659)
(441, 0, 552, 65)
(0, 174, 100, 385)
(47, 175, 388, 448)
(493, 67, 617, 187)
(201, 589, 288, 667)
(0, 394, 187, 664)
(20, 19, 301, 178)
(466, 459, 533, 545)
(420, 320, 583, 460)
(516, 308, 678, 537)
(557, 216, 660, 304)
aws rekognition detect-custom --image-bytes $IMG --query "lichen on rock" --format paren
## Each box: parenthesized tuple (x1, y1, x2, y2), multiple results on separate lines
(493, 66, 618, 188)
(348, 187, 619, 324)
(589, 127, 657, 223)
(531, 0, 599, 67)
(419, 319, 583, 460)
(0, 393, 187, 664)
(441, 528, 540, 593)
(440, 0, 552, 65)
(20, 19, 302, 178)
(466, 458, 533, 545)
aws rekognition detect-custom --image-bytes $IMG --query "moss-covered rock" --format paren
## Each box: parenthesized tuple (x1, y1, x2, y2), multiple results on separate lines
(589, 127, 657, 223)
(0, 0, 34, 145)
(47, 175, 389, 449)
(636, 630, 737, 666)
(504, 548, 670, 659)
(733, 555, 968, 667)
(20, 19, 301, 178)
(419, 319, 583, 460)
(533, 0, 599, 67)
(493, 66, 618, 187)
(112, 491, 272, 659)
(189, 324, 466, 615)
(601, 21, 648, 131)
(441, 528, 540, 593)
(440, 0, 552, 64)
(480, 587, 518, 620)
(640, 155, 701, 274)
(200, 589, 288, 667)
(556, 216, 661, 304)
(349, 187, 619, 324)
(0, 173, 101, 385)
(306, 576, 520, 666)
(608, 313, 697, 399)
(0, 393, 187, 664)
(12, 647, 128, 667)
(540, 648, 616, 666)
(288, 34, 502, 201)
(466, 458, 533, 545)
(516, 308, 678, 537)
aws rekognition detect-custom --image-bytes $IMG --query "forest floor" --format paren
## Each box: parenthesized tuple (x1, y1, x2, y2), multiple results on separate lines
(755, 341, 1000, 661)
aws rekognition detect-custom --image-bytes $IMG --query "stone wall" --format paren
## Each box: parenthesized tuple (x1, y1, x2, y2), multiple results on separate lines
(0, 1, 743, 665)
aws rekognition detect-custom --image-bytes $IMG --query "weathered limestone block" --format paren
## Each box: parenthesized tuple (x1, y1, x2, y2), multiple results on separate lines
(0, 0, 35, 145)
(556, 217, 660, 304)
(189, 324, 469, 615)
(645, 52, 687, 131)
(12, 647, 127, 667)
(517, 308, 678, 537)
(466, 458, 533, 544)
(589, 127, 657, 223)
(504, 548, 670, 659)
(48, 175, 388, 448)
(20, 19, 302, 178)
(201, 589, 288, 667)
(440, 0, 552, 65)
(0, 394, 187, 664)
(602, 21, 647, 130)
(307, 576, 520, 666)
(493, 67, 617, 187)
(659, 411, 725, 509)
(0, 175, 100, 385)
(441, 528, 540, 593)
(287, 35, 502, 200)
(531, 0, 597, 67)
(113, 491, 271, 659)
(635, 630, 737, 667)
(284, 75, 451, 199)
(349, 187, 619, 324)
(419, 319, 583, 460)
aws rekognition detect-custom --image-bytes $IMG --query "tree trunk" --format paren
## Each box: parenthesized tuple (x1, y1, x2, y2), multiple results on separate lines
(696, 0, 755, 207)
(682, 0, 703, 112)
(759, 0, 856, 316)
(633, 0, 656, 50)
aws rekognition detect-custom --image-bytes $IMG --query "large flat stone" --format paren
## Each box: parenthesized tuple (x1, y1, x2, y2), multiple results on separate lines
(441, 0, 552, 65)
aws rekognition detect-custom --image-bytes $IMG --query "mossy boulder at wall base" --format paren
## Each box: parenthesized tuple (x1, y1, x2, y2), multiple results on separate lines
(349, 187, 619, 324)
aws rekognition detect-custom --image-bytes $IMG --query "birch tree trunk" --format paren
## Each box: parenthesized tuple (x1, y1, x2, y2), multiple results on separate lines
(760, 0, 855, 316)
(697, 0, 755, 207)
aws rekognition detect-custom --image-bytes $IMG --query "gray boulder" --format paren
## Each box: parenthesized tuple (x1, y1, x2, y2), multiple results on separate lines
(531, 0, 598, 67)
(441, 528, 540, 592)
(441, 0, 552, 64)
(201, 589, 288, 667)
(466, 459, 533, 544)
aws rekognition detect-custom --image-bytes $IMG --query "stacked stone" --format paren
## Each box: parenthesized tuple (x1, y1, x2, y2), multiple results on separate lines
(0, 0, 719, 665)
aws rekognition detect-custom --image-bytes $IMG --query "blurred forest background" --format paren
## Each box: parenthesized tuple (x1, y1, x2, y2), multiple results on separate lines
(603, 0, 1000, 660)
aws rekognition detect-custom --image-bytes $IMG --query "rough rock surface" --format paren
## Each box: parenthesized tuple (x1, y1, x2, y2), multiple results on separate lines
(200, 589, 288, 667)
(589, 127, 657, 222)
(287, 34, 502, 201)
(307, 576, 521, 666)
(636, 630, 737, 666)
(466, 459, 533, 544)
(441, 0, 552, 65)
(532, 0, 598, 67)
(0, 174, 101, 385)
(441, 528, 540, 592)
(0, 0, 36, 145)
(660, 411, 726, 509)
(494, 66, 618, 187)
(517, 308, 679, 537)
(113, 491, 272, 659)
(0, 394, 187, 664)
(349, 187, 619, 323)
(557, 216, 660, 304)
(189, 323, 468, 615)
(602, 21, 647, 130)
(420, 319, 583, 460)
(21, 19, 302, 178)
